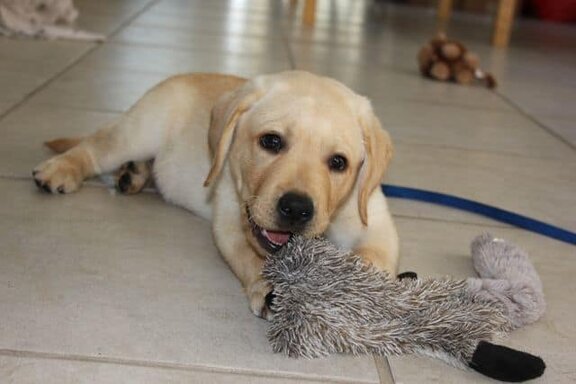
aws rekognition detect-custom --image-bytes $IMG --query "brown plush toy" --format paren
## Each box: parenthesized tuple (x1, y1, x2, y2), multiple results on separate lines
(418, 33, 496, 89)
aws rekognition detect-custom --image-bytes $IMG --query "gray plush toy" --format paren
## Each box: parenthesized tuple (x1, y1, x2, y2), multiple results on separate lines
(263, 234, 546, 382)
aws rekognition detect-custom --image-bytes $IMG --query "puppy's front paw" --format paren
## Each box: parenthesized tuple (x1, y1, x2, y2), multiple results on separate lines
(247, 279, 274, 320)
(32, 156, 83, 194)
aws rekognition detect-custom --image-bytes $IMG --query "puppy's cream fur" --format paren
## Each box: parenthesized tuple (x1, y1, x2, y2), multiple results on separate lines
(33, 71, 399, 318)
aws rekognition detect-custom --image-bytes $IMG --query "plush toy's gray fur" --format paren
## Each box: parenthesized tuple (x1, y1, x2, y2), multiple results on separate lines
(263, 233, 546, 382)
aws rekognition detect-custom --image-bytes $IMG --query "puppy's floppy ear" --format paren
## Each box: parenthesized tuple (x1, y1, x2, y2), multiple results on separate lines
(204, 82, 263, 187)
(357, 99, 393, 226)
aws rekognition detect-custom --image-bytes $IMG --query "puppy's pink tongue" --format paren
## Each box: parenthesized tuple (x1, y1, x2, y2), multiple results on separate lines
(263, 229, 291, 245)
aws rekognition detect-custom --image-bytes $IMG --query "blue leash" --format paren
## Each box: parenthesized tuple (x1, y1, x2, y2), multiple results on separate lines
(382, 184, 576, 246)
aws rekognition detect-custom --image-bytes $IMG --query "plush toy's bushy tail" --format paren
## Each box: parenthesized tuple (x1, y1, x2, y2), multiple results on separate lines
(465, 233, 547, 381)
(468, 233, 546, 329)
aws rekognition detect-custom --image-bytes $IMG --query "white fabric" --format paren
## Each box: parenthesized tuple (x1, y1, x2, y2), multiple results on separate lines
(0, 0, 104, 41)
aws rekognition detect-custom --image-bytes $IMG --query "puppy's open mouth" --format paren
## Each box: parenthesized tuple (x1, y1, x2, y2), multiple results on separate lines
(247, 212, 292, 254)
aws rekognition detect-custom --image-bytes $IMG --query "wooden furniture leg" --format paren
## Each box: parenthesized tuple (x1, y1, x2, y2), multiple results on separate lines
(303, 0, 316, 25)
(437, 0, 453, 21)
(492, 0, 517, 47)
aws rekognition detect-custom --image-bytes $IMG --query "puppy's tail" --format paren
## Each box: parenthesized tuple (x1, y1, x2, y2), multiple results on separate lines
(44, 137, 83, 153)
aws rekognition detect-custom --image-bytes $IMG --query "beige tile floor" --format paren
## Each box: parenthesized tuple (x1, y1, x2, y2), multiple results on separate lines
(0, 1, 575, 383)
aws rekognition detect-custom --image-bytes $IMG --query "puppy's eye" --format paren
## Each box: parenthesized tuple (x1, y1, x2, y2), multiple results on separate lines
(259, 133, 283, 153)
(328, 154, 348, 172)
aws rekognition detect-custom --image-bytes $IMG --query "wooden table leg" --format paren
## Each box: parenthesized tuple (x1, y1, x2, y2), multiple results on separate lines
(493, 0, 517, 47)
(437, 0, 453, 21)
(303, 0, 316, 25)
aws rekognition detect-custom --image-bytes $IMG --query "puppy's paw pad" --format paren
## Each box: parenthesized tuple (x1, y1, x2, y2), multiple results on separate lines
(116, 170, 134, 194)
(114, 161, 150, 195)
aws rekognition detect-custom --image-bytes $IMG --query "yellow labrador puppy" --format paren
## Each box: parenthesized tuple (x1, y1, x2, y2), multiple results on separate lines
(32, 71, 399, 319)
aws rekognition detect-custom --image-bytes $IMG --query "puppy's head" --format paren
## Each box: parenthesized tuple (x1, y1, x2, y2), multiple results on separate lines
(205, 71, 392, 256)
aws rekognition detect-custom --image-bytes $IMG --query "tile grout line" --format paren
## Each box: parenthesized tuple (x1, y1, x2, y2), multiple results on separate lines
(393, 140, 576, 162)
(121, 21, 287, 41)
(87, 39, 292, 65)
(282, 36, 297, 70)
(25, 102, 127, 114)
(0, 46, 98, 122)
(0, 349, 376, 384)
(373, 356, 396, 384)
(493, 90, 576, 152)
(105, 39, 290, 63)
(0, 0, 161, 123)
(390, 97, 520, 114)
(280, 25, 297, 70)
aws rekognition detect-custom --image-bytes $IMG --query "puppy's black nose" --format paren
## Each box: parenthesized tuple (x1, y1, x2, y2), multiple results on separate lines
(277, 192, 314, 227)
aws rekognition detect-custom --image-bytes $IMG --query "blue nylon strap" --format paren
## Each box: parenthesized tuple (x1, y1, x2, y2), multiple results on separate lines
(381, 184, 576, 246)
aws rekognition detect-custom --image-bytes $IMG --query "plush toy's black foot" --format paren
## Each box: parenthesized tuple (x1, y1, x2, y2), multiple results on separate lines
(397, 271, 418, 280)
(469, 341, 545, 382)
